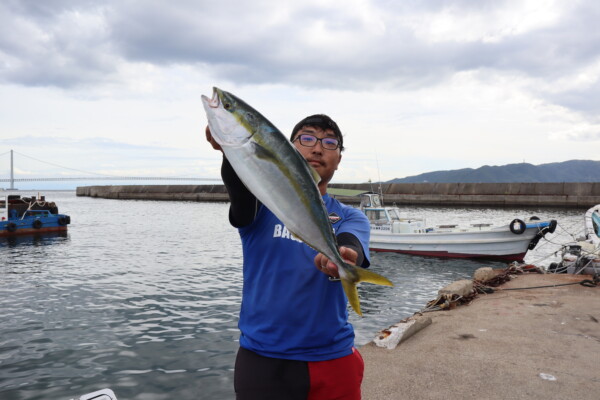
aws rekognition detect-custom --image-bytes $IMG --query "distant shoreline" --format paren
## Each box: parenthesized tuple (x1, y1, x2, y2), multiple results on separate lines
(75, 182, 600, 208)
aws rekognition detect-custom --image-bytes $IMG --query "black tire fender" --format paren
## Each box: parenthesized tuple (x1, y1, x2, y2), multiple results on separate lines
(510, 219, 526, 234)
(548, 220, 557, 234)
(58, 217, 68, 226)
(32, 219, 43, 229)
(6, 222, 17, 232)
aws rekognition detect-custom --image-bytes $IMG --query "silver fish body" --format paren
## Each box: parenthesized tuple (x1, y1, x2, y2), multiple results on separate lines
(201, 87, 392, 315)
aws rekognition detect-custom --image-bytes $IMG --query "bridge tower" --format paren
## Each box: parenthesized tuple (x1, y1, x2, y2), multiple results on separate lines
(9, 150, 16, 190)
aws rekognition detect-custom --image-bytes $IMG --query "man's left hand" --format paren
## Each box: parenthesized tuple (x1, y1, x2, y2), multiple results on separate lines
(314, 247, 358, 278)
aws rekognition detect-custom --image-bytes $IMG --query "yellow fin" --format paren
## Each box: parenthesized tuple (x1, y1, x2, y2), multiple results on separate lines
(309, 165, 321, 184)
(342, 278, 362, 316)
(341, 265, 394, 317)
(354, 266, 394, 287)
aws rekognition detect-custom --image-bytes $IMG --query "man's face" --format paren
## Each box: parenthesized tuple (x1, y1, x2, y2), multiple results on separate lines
(292, 125, 342, 185)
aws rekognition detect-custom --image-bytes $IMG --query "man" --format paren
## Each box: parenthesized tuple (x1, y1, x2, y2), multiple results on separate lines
(206, 114, 371, 399)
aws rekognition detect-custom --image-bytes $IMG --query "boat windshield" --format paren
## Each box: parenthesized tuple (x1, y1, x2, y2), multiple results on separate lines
(365, 209, 388, 223)
(387, 209, 401, 221)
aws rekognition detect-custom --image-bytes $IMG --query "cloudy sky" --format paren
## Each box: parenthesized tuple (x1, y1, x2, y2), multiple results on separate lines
(1, 0, 599, 189)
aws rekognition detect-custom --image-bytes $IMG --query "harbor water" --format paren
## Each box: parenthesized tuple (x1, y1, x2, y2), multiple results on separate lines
(0, 191, 584, 399)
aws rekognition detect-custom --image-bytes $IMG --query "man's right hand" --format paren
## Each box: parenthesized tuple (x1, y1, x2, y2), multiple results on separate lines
(205, 126, 223, 151)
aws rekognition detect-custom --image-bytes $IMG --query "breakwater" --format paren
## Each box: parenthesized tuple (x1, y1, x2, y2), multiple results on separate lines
(76, 182, 600, 208)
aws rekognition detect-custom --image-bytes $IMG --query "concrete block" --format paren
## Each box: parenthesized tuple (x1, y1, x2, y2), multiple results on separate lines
(386, 183, 406, 194)
(564, 182, 590, 196)
(473, 267, 496, 282)
(457, 183, 473, 195)
(373, 315, 432, 350)
(578, 196, 600, 208)
(439, 279, 473, 297)
(534, 182, 563, 195)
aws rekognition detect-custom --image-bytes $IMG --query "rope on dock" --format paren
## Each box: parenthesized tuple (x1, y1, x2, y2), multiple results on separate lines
(418, 265, 599, 316)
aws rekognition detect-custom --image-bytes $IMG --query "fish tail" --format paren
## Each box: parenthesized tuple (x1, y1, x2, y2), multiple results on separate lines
(341, 263, 394, 317)
(353, 265, 394, 287)
(341, 278, 363, 317)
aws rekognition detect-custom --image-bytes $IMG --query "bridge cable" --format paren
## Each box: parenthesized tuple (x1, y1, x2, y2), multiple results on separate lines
(13, 150, 125, 177)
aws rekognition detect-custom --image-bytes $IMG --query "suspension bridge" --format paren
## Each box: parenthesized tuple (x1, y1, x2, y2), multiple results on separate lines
(0, 150, 221, 190)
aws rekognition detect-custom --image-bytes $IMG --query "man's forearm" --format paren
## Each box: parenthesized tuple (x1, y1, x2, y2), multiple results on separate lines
(221, 156, 260, 227)
(337, 232, 368, 268)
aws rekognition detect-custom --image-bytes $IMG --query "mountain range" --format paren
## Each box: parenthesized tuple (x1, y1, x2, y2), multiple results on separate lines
(388, 160, 600, 183)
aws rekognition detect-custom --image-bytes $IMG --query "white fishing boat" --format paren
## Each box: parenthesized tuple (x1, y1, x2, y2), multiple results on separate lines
(548, 204, 600, 274)
(359, 193, 557, 262)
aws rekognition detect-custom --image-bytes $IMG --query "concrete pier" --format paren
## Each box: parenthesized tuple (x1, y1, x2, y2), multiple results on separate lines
(360, 272, 600, 400)
(76, 184, 230, 202)
(76, 182, 600, 208)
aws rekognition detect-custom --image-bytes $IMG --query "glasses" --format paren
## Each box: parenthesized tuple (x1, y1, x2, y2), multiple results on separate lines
(293, 134, 340, 150)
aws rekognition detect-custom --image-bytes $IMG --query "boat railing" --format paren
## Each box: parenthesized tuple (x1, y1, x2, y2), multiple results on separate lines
(20, 209, 52, 220)
(0, 196, 7, 221)
(470, 223, 493, 230)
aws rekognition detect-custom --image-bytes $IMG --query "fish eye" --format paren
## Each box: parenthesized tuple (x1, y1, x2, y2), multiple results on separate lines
(224, 102, 232, 110)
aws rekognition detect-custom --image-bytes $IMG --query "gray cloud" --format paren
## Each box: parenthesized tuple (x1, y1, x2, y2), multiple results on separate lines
(0, 0, 116, 87)
(1, 1, 599, 114)
(1, 135, 185, 153)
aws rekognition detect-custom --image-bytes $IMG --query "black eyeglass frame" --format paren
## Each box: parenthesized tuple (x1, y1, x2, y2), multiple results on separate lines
(293, 134, 341, 150)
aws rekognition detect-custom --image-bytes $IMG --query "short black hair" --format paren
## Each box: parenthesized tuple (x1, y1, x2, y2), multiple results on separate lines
(290, 114, 344, 151)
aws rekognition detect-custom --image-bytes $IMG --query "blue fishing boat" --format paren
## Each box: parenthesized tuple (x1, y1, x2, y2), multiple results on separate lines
(1, 194, 71, 237)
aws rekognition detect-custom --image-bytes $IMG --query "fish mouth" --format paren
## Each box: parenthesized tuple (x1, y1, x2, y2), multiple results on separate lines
(208, 87, 220, 108)
(201, 87, 221, 108)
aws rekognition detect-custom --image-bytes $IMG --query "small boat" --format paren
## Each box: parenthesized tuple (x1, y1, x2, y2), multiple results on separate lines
(548, 204, 600, 274)
(359, 193, 557, 262)
(0, 194, 71, 237)
(72, 388, 117, 400)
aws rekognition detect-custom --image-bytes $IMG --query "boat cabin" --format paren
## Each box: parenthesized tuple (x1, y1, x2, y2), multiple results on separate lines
(359, 193, 427, 234)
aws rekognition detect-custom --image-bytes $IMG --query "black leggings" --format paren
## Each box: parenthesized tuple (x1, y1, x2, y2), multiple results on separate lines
(234, 347, 363, 400)
(234, 347, 309, 400)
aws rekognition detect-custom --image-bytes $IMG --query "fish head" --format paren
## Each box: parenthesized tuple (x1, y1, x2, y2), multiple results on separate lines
(201, 87, 259, 147)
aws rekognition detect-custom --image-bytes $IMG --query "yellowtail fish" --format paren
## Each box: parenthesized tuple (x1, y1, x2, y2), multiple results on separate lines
(201, 87, 393, 316)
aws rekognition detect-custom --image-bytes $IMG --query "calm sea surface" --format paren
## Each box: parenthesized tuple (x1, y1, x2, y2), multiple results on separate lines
(0, 191, 584, 399)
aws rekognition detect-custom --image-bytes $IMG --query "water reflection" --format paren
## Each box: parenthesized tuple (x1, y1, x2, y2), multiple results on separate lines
(0, 231, 69, 249)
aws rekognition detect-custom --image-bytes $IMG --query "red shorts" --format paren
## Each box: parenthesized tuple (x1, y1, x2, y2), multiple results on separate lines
(234, 347, 364, 400)
(307, 347, 364, 400)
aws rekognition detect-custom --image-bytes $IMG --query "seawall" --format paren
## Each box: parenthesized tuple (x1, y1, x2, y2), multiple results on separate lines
(76, 182, 600, 208)
(76, 185, 230, 202)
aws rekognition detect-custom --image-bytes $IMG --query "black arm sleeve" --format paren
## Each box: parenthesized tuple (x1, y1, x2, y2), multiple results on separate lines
(221, 156, 261, 228)
(337, 232, 368, 268)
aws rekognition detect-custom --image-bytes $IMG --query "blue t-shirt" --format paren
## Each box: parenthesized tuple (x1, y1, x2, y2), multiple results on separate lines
(237, 194, 371, 362)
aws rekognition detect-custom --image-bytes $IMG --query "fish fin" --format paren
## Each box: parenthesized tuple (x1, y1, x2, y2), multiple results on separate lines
(308, 165, 321, 184)
(252, 142, 277, 161)
(353, 265, 394, 287)
(340, 263, 394, 317)
(341, 278, 363, 317)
